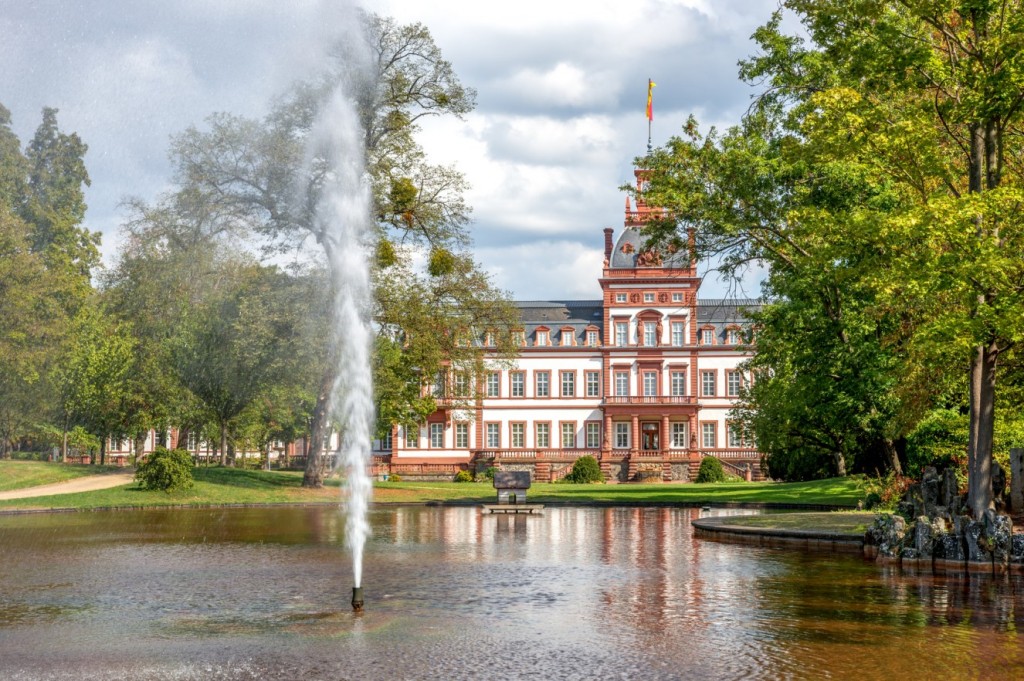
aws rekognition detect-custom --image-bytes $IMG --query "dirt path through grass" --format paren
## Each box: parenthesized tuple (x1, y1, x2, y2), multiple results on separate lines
(0, 472, 135, 500)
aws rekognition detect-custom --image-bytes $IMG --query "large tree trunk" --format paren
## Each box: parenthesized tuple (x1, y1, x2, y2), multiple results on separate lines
(967, 342, 998, 517)
(833, 450, 847, 477)
(881, 438, 902, 477)
(219, 421, 228, 467)
(99, 438, 105, 466)
(303, 368, 336, 488)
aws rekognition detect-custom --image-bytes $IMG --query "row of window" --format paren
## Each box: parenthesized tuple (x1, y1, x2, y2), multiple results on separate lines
(484, 324, 745, 348)
(613, 292, 685, 304)
(611, 321, 744, 347)
(464, 369, 747, 399)
(398, 421, 753, 450)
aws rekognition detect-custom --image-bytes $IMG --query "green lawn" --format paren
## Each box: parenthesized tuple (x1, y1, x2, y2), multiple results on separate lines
(704, 511, 876, 535)
(0, 464, 869, 511)
(0, 460, 124, 492)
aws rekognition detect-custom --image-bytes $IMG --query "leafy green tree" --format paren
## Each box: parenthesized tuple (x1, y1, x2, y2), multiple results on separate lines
(54, 302, 137, 465)
(131, 13, 517, 487)
(21, 107, 99, 291)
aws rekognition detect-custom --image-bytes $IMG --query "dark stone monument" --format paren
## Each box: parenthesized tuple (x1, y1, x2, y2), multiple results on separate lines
(1011, 448, 1024, 513)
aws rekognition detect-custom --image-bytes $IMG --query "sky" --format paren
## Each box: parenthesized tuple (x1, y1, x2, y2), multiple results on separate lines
(1, 0, 780, 301)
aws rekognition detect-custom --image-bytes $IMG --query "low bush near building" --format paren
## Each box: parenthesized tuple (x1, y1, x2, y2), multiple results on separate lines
(453, 469, 474, 483)
(695, 456, 726, 483)
(135, 447, 194, 493)
(564, 455, 603, 483)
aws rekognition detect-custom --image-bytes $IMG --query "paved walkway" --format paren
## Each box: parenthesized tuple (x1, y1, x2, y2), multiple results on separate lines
(0, 473, 135, 500)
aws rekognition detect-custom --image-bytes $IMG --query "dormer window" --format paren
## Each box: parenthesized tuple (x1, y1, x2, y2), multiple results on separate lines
(586, 330, 599, 347)
(701, 328, 715, 345)
(512, 330, 525, 346)
(726, 328, 741, 345)
(560, 327, 575, 346)
(535, 330, 549, 346)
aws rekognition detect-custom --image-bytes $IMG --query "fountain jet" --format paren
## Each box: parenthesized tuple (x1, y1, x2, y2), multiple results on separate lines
(351, 586, 364, 613)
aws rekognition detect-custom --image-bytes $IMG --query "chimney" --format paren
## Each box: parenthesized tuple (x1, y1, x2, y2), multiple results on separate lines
(603, 228, 614, 261)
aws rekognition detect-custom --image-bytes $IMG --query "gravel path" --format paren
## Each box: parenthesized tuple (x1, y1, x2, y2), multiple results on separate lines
(0, 472, 135, 500)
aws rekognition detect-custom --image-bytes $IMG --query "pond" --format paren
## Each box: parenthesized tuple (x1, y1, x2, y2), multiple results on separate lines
(1, 505, 1022, 680)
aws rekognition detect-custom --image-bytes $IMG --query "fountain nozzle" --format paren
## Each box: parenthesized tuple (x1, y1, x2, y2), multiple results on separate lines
(352, 586, 364, 613)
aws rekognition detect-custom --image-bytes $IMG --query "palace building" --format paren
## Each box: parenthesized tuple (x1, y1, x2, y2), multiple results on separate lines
(379, 169, 762, 482)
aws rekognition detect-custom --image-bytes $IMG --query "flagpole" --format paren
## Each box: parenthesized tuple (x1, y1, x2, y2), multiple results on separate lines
(646, 79, 655, 154)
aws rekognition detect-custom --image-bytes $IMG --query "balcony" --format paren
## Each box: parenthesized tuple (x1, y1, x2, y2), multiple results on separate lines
(602, 395, 696, 406)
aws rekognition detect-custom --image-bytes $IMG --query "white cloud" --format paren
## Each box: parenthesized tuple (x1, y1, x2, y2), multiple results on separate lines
(477, 240, 605, 300)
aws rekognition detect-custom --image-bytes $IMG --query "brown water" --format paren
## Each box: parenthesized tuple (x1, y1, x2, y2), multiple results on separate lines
(0, 506, 1022, 680)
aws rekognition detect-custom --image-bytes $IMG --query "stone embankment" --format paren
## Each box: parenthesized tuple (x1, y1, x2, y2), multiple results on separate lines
(865, 465, 1024, 573)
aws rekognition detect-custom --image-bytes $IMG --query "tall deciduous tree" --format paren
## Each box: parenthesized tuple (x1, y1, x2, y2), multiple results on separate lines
(130, 13, 516, 487)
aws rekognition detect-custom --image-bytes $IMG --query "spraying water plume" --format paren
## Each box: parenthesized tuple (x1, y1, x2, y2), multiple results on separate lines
(305, 83, 375, 605)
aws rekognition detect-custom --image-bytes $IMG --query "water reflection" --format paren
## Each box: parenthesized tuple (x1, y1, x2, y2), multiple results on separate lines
(1, 506, 1022, 680)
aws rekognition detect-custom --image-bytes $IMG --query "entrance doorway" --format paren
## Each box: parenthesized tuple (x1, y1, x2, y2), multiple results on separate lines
(641, 422, 659, 451)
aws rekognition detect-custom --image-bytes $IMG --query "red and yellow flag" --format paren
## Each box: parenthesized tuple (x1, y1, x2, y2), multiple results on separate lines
(646, 79, 656, 121)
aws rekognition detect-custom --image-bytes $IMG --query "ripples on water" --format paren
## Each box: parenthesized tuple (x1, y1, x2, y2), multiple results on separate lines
(1, 506, 1023, 680)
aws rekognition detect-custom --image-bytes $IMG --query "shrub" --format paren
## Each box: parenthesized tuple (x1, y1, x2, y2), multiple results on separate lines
(388, 473, 402, 482)
(695, 456, 726, 483)
(453, 469, 474, 483)
(483, 466, 498, 481)
(135, 447, 194, 493)
(564, 455, 603, 484)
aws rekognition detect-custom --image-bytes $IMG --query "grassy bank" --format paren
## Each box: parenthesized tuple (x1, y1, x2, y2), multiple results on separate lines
(0, 460, 123, 492)
(0, 464, 869, 511)
(702, 511, 876, 535)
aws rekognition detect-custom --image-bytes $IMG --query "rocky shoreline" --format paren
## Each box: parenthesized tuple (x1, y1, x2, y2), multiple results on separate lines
(865, 465, 1024, 573)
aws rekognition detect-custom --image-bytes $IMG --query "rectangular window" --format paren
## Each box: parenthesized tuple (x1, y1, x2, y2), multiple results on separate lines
(486, 371, 500, 397)
(406, 426, 418, 449)
(511, 423, 525, 448)
(615, 293, 627, 303)
(453, 372, 469, 397)
(702, 329, 715, 345)
(560, 371, 575, 397)
(701, 371, 716, 397)
(536, 330, 548, 346)
(615, 321, 628, 347)
(455, 423, 469, 449)
(561, 422, 576, 449)
(643, 371, 657, 397)
(512, 330, 525, 346)
(587, 330, 598, 347)
(644, 292, 655, 303)
(702, 423, 717, 448)
(585, 371, 601, 397)
(614, 422, 630, 449)
(727, 371, 742, 397)
(536, 422, 550, 448)
(671, 321, 684, 347)
(432, 372, 445, 397)
(486, 423, 500, 448)
(671, 423, 688, 448)
(586, 422, 601, 448)
(614, 371, 629, 397)
(672, 292, 683, 302)
(535, 371, 550, 398)
(511, 372, 525, 398)
(727, 329, 741, 345)
(728, 423, 743, 448)
(430, 423, 444, 448)
(380, 431, 393, 451)
(644, 323, 657, 347)
(561, 330, 573, 346)
(671, 371, 686, 396)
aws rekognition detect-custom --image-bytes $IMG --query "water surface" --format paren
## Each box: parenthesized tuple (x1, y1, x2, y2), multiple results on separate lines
(1, 506, 1021, 680)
